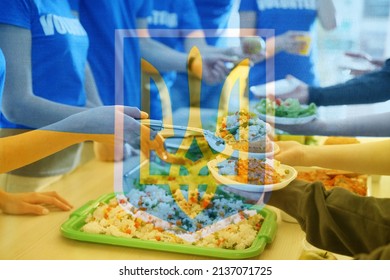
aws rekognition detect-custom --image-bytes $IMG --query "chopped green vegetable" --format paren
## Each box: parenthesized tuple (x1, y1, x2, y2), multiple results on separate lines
(254, 98, 317, 118)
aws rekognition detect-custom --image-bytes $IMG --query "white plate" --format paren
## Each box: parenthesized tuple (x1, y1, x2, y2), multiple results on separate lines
(250, 78, 300, 97)
(257, 113, 317, 125)
(204, 131, 280, 159)
(207, 158, 297, 192)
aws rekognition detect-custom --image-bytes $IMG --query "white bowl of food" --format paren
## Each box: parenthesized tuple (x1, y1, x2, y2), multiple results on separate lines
(207, 157, 297, 193)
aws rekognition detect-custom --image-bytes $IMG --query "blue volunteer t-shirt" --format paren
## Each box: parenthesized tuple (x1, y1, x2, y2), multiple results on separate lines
(240, 0, 319, 89)
(79, 0, 152, 107)
(170, 0, 238, 113)
(0, 0, 89, 129)
(148, 0, 201, 50)
(0, 49, 5, 98)
(194, 0, 237, 46)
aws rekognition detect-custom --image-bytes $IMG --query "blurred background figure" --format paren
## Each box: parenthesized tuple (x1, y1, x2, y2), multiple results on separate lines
(77, 0, 231, 119)
(239, 0, 337, 99)
(168, 0, 241, 112)
(145, 0, 241, 119)
(0, 0, 102, 192)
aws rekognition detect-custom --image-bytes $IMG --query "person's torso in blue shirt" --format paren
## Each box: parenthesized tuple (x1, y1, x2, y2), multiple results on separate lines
(146, 0, 203, 119)
(148, 0, 201, 51)
(79, 0, 152, 107)
(0, 0, 89, 129)
(240, 0, 319, 89)
(194, 0, 237, 46)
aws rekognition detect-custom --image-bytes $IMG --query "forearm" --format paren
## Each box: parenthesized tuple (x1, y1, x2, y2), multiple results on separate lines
(267, 180, 390, 257)
(140, 38, 188, 72)
(317, 0, 337, 30)
(3, 94, 86, 128)
(0, 25, 89, 127)
(278, 112, 390, 138)
(301, 140, 390, 175)
(0, 128, 113, 173)
(309, 66, 390, 106)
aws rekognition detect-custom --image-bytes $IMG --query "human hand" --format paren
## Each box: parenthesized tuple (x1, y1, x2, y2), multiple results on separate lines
(276, 31, 311, 55)
(240, 36, 266, 64)
(283, 75, 309, 103)
(262, 75, 309, 103)
(339, 51, 383, 76)
(76, 106, 148, 161)
(0, 190, 73, 215)
(345, 51, 384, 67)
(201, 54, 235, 85)
(274, 141, 309, 166)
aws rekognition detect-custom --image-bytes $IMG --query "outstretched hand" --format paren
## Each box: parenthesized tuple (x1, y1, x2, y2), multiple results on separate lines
(340, 51, 384, 76)
(76, 106, 149, 161)
(0, 190, 73, 215)
(276, 31, 311, 55)
(274, 141, 308, 166)
(278, 75, 309, 103)
(201, 54, 236, 85)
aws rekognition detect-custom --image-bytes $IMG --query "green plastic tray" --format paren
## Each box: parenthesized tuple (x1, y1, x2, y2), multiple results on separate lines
(61, 192, 277, 259)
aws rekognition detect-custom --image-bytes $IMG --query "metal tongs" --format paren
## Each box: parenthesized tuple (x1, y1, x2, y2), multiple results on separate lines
(140, 119, 226, 146)
(139, 119, 205, 165)
(139, 119, 204, 137)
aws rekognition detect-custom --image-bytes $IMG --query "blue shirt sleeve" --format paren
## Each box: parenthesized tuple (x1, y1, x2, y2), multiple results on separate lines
(137, 0, 152, 18)
(239, 0, 257, 12)
(0, 0, 31, 29)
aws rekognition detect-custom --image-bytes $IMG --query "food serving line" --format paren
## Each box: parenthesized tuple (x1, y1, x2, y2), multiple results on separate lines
(1, 104, 389, 260)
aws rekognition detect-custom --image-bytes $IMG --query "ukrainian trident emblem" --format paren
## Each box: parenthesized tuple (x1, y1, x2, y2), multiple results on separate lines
(132, 46, 251, 220)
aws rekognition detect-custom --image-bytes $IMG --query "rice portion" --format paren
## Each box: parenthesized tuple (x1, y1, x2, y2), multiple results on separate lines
(126, 185, 248, 232)
(216, 110, 272, 153)
(81, 192, 265, 250)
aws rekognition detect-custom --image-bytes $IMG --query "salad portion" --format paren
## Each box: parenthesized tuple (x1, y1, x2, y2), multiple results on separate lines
(216, 110, 273, 153)
(253, 98, 317, 120)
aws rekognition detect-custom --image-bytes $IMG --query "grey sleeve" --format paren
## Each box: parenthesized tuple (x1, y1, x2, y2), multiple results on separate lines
(267, 180, 390, 258)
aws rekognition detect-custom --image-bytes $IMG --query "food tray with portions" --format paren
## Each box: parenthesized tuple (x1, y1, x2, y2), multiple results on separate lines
(61, 192, 277, 259)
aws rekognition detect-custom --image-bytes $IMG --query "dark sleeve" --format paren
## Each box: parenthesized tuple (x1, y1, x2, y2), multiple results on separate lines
(308, 59, 390, 106)
(354, 244, 390, 260)
(266, 180, 390, 258)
